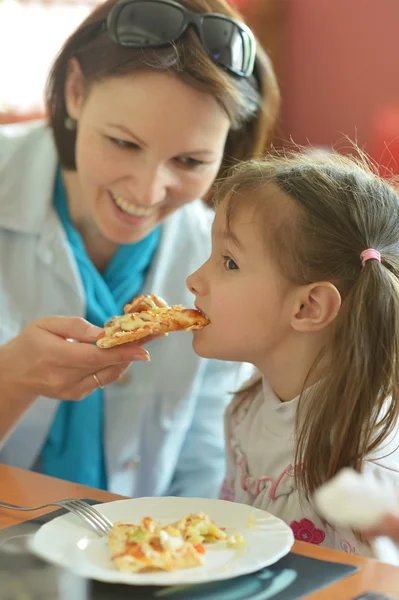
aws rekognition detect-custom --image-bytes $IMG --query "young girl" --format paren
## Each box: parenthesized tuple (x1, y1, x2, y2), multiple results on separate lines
(186, 150, 399, 560)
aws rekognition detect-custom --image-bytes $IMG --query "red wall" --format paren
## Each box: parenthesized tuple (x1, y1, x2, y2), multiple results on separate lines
(281, 0, 399, 150)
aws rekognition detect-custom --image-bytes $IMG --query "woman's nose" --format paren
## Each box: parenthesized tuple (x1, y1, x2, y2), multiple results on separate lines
(132, 165, 175, 207)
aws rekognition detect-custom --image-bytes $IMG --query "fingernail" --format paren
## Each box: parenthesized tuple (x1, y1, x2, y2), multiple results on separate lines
(88, 323, 103, 333)
(88, 325, 104, 340)
(133, 351, 150, 362)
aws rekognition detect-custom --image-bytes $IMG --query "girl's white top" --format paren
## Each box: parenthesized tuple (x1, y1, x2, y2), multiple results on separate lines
(221, 376, 399, 564)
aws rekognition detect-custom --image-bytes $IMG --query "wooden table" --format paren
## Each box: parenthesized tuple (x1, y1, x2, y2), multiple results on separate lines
(0, 464, 398, 599)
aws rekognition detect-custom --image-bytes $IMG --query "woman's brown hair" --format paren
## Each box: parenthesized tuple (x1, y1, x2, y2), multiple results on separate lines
(45, 0, 279, 179)
(214, 150, 399, 502)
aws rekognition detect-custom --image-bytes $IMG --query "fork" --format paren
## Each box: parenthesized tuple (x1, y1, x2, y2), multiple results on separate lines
(0, 499, 113, 536)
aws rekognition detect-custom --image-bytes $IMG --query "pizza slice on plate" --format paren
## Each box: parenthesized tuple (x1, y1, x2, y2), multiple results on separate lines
(108, 516, 205, 573)
(97, 294, 209, 348)
(170, 512, 227, 545)
(108, 513, 246, 574)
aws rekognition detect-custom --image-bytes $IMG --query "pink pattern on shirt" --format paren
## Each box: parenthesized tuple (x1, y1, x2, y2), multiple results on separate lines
(290, 518, 326, 545)
(340, 539, 356, 554)
(219, 477, 234, 502)
(234, 446, 299, 499)
(228, 388, 301, 500)
(255, 464, 297, 499)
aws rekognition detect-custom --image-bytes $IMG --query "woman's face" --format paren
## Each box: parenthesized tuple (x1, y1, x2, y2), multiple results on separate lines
(64, 66, 230, 246)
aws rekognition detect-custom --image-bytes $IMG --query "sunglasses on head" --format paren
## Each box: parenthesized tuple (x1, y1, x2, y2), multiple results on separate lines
(105, 0, 256, 78)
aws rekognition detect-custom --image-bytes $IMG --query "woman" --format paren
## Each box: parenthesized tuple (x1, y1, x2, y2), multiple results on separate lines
(0, 0, 279, 497)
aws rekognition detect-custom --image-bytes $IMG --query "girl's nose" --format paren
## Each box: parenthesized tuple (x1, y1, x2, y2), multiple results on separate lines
(187, 260, 209, 296)
(186, 270, 198, 295)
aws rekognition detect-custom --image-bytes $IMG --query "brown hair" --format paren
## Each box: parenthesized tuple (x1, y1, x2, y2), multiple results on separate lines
(214, 150, 399, 503)
(45, 0, 279, 178)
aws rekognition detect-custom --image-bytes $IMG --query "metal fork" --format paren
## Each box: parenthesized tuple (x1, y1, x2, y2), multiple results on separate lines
(0, 499, 113, 536)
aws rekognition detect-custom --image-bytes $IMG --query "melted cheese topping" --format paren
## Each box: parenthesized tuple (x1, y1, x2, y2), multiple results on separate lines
(105, 307, 201, 333)
(159, 530, 184, 552)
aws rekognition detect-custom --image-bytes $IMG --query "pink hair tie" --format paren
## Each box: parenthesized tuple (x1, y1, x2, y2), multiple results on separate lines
(360, 248, 381, 267)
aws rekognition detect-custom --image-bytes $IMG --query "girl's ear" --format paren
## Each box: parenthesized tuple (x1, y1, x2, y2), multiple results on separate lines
(291, 282, 341, 333)
(64, 58, 87, 121)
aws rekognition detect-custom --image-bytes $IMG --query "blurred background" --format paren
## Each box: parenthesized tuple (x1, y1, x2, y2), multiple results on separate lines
(2, 0, 399, 171)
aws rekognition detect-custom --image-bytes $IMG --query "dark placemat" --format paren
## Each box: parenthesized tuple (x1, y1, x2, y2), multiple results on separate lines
(0, 501, 360, 600)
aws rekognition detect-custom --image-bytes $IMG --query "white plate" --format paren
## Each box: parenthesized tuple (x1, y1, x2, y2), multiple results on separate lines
(29, 497, 294, 586)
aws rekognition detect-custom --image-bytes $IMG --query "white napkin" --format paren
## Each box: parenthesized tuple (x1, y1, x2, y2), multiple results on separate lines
(314, 467, 399, 529)
(314, 468, 399, 565)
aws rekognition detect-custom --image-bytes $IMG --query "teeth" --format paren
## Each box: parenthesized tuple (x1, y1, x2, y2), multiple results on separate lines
(111, 192, 153, 217)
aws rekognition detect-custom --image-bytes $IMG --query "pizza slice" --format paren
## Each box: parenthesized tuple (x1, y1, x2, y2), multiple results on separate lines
(170, 512, 228, 545)
(96, 294, 209, 348)
(170, 512, 246, 548)
(108, 516, 205, 573)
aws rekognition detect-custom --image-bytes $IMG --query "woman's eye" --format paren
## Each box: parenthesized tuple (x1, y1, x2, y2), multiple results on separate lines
(177, 156, 205, 168)
(223, 256, 238, 271)
(109, 137, 139, 150)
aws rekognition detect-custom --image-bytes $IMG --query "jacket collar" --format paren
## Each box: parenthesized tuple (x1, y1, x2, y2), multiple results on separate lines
(0, 121, 58, 234)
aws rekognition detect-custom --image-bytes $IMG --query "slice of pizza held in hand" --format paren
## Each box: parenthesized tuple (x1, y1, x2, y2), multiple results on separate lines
(96, 294, 209, 348)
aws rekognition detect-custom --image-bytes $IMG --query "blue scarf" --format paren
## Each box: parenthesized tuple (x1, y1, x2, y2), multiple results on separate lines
(40, 168, 160, 489)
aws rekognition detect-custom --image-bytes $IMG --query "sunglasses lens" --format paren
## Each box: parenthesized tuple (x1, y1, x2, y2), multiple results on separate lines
(115, 1, 185, 46)
(202, 16, 254, 75)
(107, 1, 255, 77)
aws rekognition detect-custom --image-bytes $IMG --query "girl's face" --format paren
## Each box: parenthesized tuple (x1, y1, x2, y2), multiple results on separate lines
(186, 198, 299, 368)
(64, 67, 230, 245)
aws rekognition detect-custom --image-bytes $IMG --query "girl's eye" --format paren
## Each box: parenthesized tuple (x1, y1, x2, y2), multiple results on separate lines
(176, 156, 205, 168)
(109, 137, 139, 150)
(223, 256, 238, 271)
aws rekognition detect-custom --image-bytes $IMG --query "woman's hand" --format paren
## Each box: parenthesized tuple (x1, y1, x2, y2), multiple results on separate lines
(0, 316, 156, 413)
(364, 514, 399, 545)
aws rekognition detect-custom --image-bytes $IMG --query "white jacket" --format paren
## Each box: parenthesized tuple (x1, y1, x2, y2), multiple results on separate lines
(0, 121, 248, 497)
